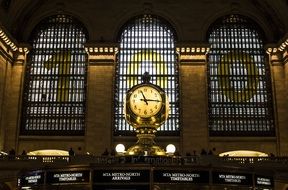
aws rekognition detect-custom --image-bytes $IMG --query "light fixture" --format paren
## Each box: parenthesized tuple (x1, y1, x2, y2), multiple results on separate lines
(115, 144, 125, 153)
(219, 150, 268, 157)
(0, 151, 8, 155)
(166, 144, 176, 154)
(27, 149, 68, 156)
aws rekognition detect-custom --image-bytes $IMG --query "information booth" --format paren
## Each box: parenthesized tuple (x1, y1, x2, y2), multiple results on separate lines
(17, 156, 274, 190)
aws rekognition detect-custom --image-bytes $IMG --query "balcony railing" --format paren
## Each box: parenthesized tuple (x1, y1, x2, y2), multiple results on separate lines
(1, 154, 288, 167)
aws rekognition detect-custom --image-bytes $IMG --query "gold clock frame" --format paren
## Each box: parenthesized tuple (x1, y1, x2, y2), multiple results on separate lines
(123, 73, 170, 156)
(124, 83, 169, 129)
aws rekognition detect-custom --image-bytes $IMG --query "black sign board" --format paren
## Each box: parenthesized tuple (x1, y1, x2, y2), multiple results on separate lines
(18, 171, 44, 187)
(94, 169, 150, 183)
(255, 175, 274, 187)
(46, 170, 90, 184)
(212, 172, 253, 186)
(93, 184, 150, 190)
(154, 170, 209, 184)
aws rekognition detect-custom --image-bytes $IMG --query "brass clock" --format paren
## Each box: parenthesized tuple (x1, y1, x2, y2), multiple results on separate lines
(124, 81, 169, 128)
(129, 85, 163, 118)
(123, 72, 170, 156)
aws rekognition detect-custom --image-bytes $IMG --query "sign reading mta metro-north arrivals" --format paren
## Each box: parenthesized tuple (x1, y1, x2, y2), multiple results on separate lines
(46, 170, 90, 184)
(212, 172, 253, 186)
(93, 170, 150, 183)
(153, 170, 209, 183)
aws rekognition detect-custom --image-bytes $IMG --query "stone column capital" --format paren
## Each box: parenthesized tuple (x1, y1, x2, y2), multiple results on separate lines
(84, 43, 118, 65)
(266, 35, 288, 66)
(176, 43, 210, 65)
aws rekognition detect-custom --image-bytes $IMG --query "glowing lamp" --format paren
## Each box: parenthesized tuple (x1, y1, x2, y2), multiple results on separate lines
(115, 144, 125, 153)
(166, 144, 176, 154)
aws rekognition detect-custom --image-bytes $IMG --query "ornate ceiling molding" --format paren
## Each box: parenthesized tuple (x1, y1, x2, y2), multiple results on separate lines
(85, 43, 118, 65)
(266, 33, 288, 66)
(176, 43, 210, 65)
(0, 27, 29, 65)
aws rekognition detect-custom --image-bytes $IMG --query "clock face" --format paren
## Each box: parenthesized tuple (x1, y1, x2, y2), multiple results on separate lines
(129, 86, 163, 118)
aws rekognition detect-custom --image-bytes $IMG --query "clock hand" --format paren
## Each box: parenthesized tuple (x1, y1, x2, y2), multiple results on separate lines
(140, 91, 148, 105)
(140, 99, 161, 102)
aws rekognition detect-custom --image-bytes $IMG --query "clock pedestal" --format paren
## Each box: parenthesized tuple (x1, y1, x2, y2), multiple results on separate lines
(125, 127, 166, 156)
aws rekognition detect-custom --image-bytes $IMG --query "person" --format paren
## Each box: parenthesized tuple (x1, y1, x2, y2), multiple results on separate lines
(110, 149, 116, 156)
(208, 150, 213, 155)
(102, 148, 109, 156)
(21, 150, 28, 160)
(200, 149, 207, 155)
(193, 150, 197, 156)
(9, 149, 15, 156)
(68, 148, 75, 156)
(8, 149, 16, 160)
(77, 147, 82, 155)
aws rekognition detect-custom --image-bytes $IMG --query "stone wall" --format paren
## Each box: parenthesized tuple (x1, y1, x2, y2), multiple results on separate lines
(0, 37, 14, 151)
(85, 64, 114, 155)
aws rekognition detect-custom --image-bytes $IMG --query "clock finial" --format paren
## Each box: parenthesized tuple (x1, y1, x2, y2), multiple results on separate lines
(142, 72, 151, 83)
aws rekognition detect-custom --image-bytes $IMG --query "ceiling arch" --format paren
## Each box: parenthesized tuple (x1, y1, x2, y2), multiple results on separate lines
(0, 0, 287, 43)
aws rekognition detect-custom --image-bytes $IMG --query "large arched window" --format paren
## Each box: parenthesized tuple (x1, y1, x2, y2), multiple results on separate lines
(207, 14, 274, 136)
(114, 15, 179, 135)
(21, 15, 88, 135)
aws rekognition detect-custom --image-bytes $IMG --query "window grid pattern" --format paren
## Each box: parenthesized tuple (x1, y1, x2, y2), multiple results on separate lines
(115, 15, 179, 135)
(21, 15, 88, 135)
(207, 15, 275, 136)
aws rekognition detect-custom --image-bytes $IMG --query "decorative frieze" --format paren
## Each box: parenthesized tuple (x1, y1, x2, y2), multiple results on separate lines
(0, 28, 17, 51)
(266, 35, 288, 66)
(176, 44, 210, 65)
(85, 43, 118, 64)
(13, 44, 30, 65)
(0, 27, 29, 65)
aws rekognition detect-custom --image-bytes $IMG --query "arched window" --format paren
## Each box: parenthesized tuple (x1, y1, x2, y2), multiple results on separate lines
(207, 14, 274, 136)
(115, 15, 179, 135)
(21, 15, 88, 135)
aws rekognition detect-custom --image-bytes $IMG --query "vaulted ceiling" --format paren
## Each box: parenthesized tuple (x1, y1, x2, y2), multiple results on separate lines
(0, 0, 287, 43)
